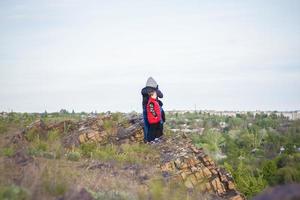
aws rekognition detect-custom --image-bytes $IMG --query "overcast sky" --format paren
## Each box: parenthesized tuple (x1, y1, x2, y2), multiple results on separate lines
(0, 0, 299, 113)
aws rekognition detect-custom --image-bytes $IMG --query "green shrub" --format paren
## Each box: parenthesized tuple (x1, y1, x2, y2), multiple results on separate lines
(0, 185, 29, 200)
(262, 160, 278, 185)
(47, 130, 61, 142)
(28, 139, 48, 156)
(225, 161, 267, 198)
(28, 147, 42, 156)
(2, 146, 15, 157)
(276, 166, 300, 184)
(25, 129, 39, 142)
(89, 189, 132, 200)
(0, 120, 8, 134)
(67, 151, 81, 161)
(36, 141, 48, 151)
(103, 120, 114, 132)
(93, 144, 118, 161)
(80, 142, 97, 158)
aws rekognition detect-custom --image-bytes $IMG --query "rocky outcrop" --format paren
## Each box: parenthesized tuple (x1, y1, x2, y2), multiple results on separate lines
(63, 114, 144, 147)
(157, 134, 244, 200)
(22, 114, 144, 149)
(22, 114, 245, 200)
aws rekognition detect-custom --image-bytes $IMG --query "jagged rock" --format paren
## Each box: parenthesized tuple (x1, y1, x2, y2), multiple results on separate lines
(211, 177, 226, 195)
(227, 181, 235, 190)
(157, 134, 245, 199)
(115, 116, 144, 143)
(184, 175, 195, 188)
(78, 130, 107, 143)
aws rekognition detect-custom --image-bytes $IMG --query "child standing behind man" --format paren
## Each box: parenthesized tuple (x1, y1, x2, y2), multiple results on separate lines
(146, 89, 163, 142)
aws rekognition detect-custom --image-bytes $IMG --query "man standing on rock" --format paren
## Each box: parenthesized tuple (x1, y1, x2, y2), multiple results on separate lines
(141, 77, 165, 142)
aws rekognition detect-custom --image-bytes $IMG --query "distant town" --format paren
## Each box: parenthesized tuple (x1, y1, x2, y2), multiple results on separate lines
(167, 110, 300, 120)
(1, 110, 300, 120)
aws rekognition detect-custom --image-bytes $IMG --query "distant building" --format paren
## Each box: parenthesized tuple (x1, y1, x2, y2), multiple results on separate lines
(279, 146, 285, 154)
(166, 110, 300, 120)
(0, 112, 8, 118)
(219, 122, 227, 129)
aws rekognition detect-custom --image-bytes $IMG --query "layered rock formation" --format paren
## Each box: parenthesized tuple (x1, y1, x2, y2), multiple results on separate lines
(157, 134, 244, 200)
(22, 114, 245, 200)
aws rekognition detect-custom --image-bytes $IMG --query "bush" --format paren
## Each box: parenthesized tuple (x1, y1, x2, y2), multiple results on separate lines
(28, 140, 48, 156)
(276, 166, 300, 184)
(67, 151, 81, 161)
(111, 112, 124, 123)
(93, 144, 118, 161)
(0, 120, 8, 134)
(36, 141, 48, 152)
(25, 129, 39, 142)
(191, 129, 225, 156)
(47, 130, 61, 142)
(225, 161, 267, 198)
(103, 120, 115, 133)
(0, 185, 29, 200)
(89, 189, 133, 200)
(262, 160, 278, 185)
(80, 142, 97, 158)
(2, 146, 15, 157)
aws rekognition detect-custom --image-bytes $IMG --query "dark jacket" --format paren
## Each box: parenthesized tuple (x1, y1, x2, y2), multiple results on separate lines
(157, 99, 166, 122)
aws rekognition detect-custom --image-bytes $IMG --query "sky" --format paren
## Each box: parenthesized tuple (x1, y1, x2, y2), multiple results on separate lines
(0, 0, 300, 113)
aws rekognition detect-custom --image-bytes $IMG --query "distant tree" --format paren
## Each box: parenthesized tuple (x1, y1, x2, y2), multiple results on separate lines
(262, 160, 278, 185)
(226, 161, 267, 198)
(59, 109, 69, 114)
(41, 110, 48, 118)
(276, 166, 300, 184)
(285, 143, 296, 154)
